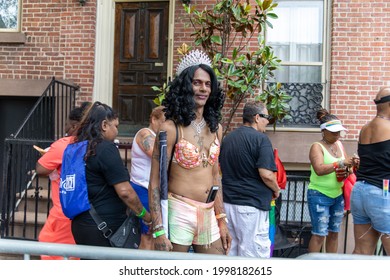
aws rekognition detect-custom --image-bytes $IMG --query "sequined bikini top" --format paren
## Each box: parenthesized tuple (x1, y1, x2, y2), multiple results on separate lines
(173, 126, 220, 169)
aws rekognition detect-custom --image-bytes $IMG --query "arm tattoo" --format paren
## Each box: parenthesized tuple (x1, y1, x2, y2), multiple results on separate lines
(142, 134, 155, 152)
(150, 187, 162, 225)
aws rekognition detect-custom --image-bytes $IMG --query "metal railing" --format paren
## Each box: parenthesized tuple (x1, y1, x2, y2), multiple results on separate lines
(0, 239, 387, 260)
(0, 78, 78, 240)
(0, 239, 243, 260)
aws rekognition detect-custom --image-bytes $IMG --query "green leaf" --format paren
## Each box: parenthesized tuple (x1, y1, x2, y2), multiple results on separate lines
(267, 13, 278, 19)
(265, 20, 273, 29)
(263, 0, 272, 10)
(210, 35, 222, 44)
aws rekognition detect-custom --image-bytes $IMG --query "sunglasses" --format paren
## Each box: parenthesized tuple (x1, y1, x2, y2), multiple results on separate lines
(254, 113, 271, 120)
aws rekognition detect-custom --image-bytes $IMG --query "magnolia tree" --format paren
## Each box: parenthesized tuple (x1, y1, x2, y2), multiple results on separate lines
(154, 0, 291, 135)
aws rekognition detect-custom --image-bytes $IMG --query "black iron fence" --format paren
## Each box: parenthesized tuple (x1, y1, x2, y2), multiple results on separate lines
(0, 78, 78, 240)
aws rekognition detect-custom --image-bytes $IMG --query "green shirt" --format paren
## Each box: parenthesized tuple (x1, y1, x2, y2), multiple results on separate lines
(308, 141, 344, 198)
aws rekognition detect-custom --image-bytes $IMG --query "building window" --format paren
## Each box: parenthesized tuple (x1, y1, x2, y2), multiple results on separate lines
(0, 0, 21, 32)
(267, 0, 328, 128)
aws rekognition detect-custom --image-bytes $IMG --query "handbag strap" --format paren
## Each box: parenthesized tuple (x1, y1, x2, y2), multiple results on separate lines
(88, 183, 114, 239)
(89, 204, 113, 239)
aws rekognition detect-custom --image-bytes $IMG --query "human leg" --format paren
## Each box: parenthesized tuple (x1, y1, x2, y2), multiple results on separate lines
(223, 204, 270, 258)
(307, 189, 332, 253)
(353, 224, 379, 255)
(325, 232, 339, 253)
(193, 238, 226, 255)
(224, 202, 238, 256)
(381, 233, 390, 255)
(172, 243, 191, 253)
(39, 215, 78, 260)
(326, 194, 344, 253)
(308, 234, 325, 252)
(351, 181, 389, 255)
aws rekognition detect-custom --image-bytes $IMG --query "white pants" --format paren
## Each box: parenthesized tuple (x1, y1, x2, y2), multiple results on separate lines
(224, 202, 271, 258)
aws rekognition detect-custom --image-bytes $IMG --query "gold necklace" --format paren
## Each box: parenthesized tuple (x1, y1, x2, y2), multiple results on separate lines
(322, 139, 338, 157)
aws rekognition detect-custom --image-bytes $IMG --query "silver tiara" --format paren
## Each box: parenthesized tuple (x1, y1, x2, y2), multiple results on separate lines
(175, 49, 212, 76)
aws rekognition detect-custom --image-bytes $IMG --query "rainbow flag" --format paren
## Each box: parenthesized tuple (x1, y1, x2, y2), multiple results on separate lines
(269, 199, 276, 257)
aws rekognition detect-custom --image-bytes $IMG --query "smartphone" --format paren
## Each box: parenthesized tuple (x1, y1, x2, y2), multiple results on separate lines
(206, 185, 219, 203)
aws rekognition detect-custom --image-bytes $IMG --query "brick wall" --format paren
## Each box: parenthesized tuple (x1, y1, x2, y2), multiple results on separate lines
(0, 0, 96, 103)
(1, 0, 389, 139)
(331, 0, 390, 140)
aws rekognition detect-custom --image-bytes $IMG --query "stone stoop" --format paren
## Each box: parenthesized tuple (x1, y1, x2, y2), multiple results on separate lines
(0, 175, 50, 259)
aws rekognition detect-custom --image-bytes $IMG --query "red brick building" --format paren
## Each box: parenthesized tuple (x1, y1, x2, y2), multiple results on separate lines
(1, 0, 389, 170)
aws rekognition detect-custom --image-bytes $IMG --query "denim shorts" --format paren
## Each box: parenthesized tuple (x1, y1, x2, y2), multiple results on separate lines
(350, 181, 390, 234)
(307, 189, 344, 236)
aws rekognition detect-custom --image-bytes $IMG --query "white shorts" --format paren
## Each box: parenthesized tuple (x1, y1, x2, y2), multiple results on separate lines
(224, 202, 271, 258)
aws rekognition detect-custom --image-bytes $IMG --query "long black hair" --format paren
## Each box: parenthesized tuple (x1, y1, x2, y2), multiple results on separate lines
(76, 101, 118, 159)
(163, 64, 225, 133)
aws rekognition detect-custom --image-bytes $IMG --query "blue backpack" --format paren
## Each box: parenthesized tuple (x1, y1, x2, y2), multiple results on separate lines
(60, 140, 90, 219)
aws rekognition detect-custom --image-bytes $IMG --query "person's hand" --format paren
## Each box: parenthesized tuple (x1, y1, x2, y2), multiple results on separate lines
(273, 188, 281, 199)
(352, 153, 360, 169)
(218, 219, 232, 255)
(343, 157, 353, 167)
(153, 234, 173, 251)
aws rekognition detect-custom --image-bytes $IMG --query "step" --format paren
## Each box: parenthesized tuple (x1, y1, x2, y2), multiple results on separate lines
(15, 187, 51, 214)
(3, 211, 47, 240)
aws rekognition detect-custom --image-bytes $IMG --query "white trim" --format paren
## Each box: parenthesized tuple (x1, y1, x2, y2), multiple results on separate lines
(93, 0, 115, 105)
(93, 0, 174, 106)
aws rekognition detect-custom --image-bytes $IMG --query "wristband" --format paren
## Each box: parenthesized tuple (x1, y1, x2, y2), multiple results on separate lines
(333, 162, 339, 170)
(136, 207, 146, 218)
(215, 213, 227, 220)
(153, 223, 163, 231)
(152, 229, 165, 239)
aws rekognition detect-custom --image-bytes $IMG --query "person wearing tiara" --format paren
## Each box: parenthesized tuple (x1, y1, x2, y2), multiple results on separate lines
(307, 109, 357, 253)
(148, 49, 231, 254)
(351, 87, 390, 255)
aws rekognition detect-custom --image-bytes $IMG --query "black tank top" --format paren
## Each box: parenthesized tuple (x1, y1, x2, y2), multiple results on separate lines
(356, 139, 390, 188)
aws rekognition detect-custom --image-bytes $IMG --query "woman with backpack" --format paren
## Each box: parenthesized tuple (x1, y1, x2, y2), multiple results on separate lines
(70, 101, 152, 247)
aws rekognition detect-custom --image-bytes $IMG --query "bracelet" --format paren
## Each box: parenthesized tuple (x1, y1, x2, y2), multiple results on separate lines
(152, 229, 165, 239)
(215, 213, 227, 220)
(136, 207, 146, 218)
(144, 220, 152, 225)
(153, 223, 163, 231)
(333, 162, 339, 170)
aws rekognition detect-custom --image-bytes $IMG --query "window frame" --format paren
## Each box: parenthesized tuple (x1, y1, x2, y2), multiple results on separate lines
(266, 0, 331, 130)
(0, 0, 22, 33)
